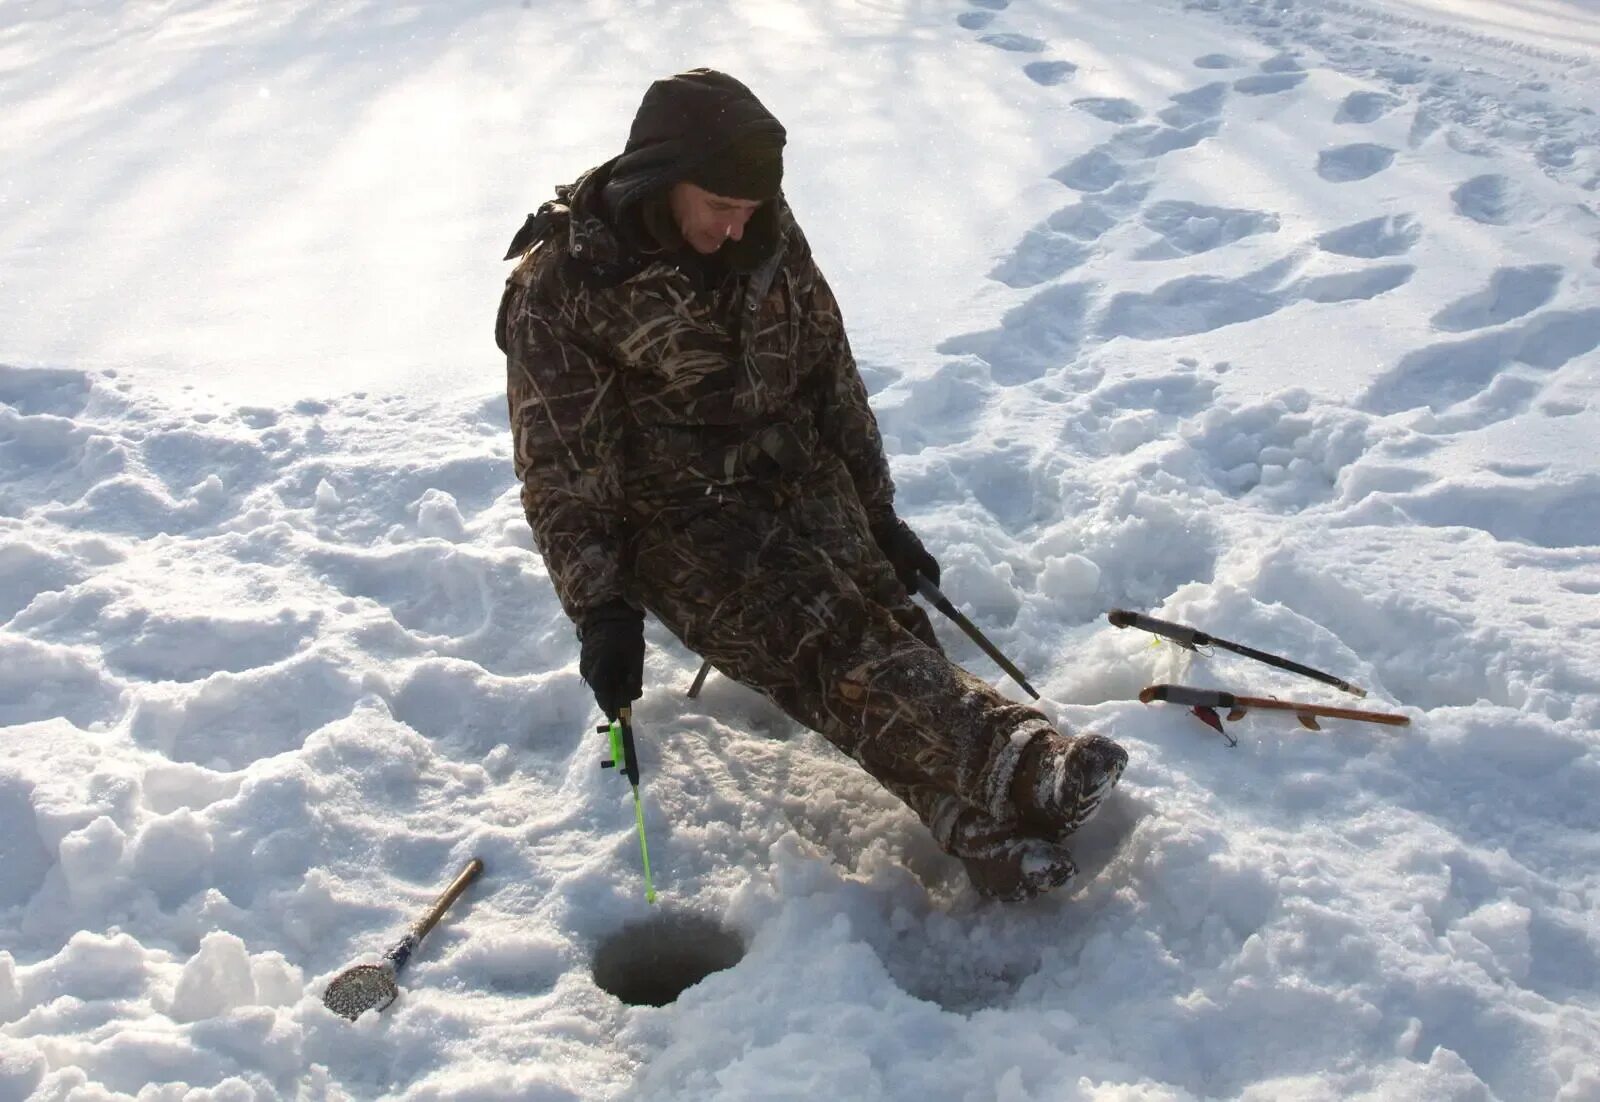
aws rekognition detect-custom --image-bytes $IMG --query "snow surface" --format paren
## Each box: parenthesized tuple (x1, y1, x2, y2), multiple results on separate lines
(3, 0, 1599, 1098)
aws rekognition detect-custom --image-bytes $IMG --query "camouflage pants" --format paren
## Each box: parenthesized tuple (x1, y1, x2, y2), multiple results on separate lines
(630, 457, 1053, 859)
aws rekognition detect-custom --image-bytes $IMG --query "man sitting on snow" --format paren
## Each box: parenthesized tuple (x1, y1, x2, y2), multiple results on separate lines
(496, 68, 1128, 901)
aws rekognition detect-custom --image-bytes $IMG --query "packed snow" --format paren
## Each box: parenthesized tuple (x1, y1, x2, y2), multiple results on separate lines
(2, 0, 1599, 1098)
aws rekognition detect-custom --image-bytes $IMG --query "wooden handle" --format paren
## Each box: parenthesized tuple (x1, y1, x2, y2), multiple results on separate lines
(1234, 695, 1411, 726)
(412, 857, 484, 941)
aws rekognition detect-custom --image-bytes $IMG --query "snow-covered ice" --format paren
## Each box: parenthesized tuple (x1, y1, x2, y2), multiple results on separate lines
(2, 0, 1598, 1098)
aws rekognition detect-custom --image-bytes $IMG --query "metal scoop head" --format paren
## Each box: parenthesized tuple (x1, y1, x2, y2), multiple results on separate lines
(321, 963, 399, 1020)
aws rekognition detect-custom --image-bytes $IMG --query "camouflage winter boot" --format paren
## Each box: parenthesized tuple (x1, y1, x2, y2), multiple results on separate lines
(1010, 731, 1128, 844)
(934, 800, 1077, 902)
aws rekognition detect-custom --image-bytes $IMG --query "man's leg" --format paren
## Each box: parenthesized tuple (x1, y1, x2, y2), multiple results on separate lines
(783, 461, 1127, 857)
(636, 502, 1028, 821)
(632, 499, 1123, 897)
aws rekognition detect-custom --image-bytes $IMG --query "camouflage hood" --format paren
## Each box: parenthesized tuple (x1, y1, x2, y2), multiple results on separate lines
(604, 68, 787, 226)
(503, 69, 788, 273)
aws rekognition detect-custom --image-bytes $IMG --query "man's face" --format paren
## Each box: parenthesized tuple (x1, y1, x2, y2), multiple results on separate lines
(668, 181, 764, 255)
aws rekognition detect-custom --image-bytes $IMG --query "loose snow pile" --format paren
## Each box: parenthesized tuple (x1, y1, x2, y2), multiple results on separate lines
(2, 0, 1598, 1099)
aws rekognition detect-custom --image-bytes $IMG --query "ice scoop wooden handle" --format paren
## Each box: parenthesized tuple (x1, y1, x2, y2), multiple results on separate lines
(412, 857, 484, 941)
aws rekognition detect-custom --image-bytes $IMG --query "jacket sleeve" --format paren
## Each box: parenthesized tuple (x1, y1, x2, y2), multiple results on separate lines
(502, 272, 631, 624)
(797, 247, 898, 527)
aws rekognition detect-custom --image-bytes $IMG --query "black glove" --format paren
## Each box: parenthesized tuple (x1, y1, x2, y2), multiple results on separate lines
(871, 517, 941, 592)
(578, 600, 644, 720)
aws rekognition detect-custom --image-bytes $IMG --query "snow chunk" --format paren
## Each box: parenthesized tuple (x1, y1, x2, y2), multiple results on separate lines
(314, 478, 341, 512)
(170, 932, 301, 1022)
(412, 488, 467, 541)
(58, 815, 128, 907)
(171, 932, 258, 1022)
(129, 808, 214, 907)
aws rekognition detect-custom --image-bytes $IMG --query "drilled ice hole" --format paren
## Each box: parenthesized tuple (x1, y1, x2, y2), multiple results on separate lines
(592, 911, 745, 1007)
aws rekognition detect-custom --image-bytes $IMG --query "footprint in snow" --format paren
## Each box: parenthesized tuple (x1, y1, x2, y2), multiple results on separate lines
(1133, 200, 1280, 260)
(1361, 307, 1600, 418)
(1317, 143, 1396, 182)
(1092, 274, 1254, 339)
(1096, 256, 1415, 341)
(1335, 90, 1402, 124)
(1431, 265, 1564, 332)
(1234, 72, 1306, 95)
(1536, 138, 1579, 171)
(1317, 214, 1422, 258)
(937, 282, 1095, 385)
(1047, 81, 1226, 216)
(0, 363, 94, 418)
(979, 33, 1046, 52)
(1052, 128, 1218, 194)
(1159, 82, 1228, 128)
(129, 652, 363, 769)
(1024, 60, 1077, 86)
(1259, 53, 1304, 73)
(1452, 174, 1526, 225)
(1073, 98, 1143, 124)
(957, 11, 995, 29)
(1193, 53, 1241, 69)
(1387, 477, 1600, 549)
(989, 182, 1150, 287)
(874, 357, 991, 450)
(1108, 121, 1221, 159)
(1052, 150, 1125, 192)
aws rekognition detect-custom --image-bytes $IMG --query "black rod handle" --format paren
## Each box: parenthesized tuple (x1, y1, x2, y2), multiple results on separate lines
(916, 576, 1039, 700)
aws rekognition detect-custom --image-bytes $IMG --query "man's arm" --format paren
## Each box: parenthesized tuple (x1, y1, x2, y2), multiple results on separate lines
(503, 278, 631, 623)
(794, 233, 943, 590)
(795, 242, 897, 527)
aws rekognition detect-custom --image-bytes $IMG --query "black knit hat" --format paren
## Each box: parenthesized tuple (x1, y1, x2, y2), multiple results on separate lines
(689, 129, 785, 200)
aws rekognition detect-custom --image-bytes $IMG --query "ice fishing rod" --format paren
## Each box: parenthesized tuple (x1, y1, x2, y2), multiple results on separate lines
(686, 576, 1038, 701)
(600, 706, 657, 904)
(1109, 609, 1365, 697)
(322, 856, 484, 1020)
(1139, 684, 1409, 745)
(914, 575, 1038, 699)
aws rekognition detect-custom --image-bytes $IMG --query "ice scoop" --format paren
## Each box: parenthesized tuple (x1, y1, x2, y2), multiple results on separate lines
(322, 856, 484, 1020)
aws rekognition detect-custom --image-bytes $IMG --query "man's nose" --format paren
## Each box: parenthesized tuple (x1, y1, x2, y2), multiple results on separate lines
(724, 220, 744, 242)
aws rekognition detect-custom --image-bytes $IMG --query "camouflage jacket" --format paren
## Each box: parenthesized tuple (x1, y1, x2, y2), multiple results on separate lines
(497, 169, 897, 623)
